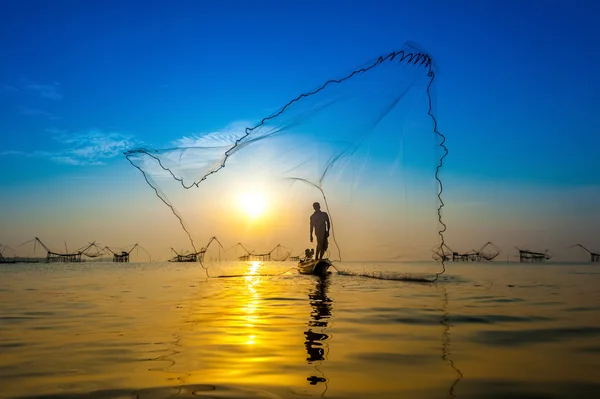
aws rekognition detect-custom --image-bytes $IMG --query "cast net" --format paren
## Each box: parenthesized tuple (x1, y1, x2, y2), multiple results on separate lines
(125, 42, 447, 281)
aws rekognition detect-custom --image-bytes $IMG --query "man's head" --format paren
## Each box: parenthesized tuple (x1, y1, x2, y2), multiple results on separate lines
(313, 202, 321, 211)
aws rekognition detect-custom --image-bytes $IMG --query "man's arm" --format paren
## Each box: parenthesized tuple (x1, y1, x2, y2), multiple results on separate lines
(326, 213, 330, 235)
(310, 216, 314, 242)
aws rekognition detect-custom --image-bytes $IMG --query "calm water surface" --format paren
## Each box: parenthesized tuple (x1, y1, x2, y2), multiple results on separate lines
(1, 261, 599, 399)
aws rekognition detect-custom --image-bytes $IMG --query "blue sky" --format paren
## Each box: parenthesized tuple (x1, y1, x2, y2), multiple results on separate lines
(1, 0, 599, 259)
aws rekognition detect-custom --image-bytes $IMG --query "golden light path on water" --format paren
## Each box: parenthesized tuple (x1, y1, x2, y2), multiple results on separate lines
(243, 261, 261, 346)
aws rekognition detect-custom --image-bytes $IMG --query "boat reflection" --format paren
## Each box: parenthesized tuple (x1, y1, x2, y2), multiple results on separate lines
(304, 275, 333, 387)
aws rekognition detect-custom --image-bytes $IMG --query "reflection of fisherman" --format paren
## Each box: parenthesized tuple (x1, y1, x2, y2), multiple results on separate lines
(304, 276, 332, 385)
(310, 202, 330, 260)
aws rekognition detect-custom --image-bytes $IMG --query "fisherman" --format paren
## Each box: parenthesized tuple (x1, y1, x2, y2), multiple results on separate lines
(309, 202, 330, 260)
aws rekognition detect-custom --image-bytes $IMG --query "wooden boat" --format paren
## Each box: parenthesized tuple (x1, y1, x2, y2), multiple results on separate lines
(298, 258, 332, 276)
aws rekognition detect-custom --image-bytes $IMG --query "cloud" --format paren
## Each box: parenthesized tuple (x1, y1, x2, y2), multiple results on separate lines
(173, 132, 240, 148)
(26, 82, 62, 100)
(171, 121, 251, 148)
(49, 130, 137, 165)
(0, 130, 138, 166)
(49, 155, 90, 166)
(18, 107, 58, 120)
(0, 150, 25, 156)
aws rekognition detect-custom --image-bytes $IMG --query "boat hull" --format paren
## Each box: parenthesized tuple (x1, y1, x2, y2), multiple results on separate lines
(298, 259, 332, 276)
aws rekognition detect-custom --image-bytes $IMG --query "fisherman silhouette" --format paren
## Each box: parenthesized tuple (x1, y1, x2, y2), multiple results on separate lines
(309, 202, 330, 260)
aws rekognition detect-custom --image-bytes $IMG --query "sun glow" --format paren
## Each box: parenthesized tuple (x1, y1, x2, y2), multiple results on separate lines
(238, 192, 267, 219)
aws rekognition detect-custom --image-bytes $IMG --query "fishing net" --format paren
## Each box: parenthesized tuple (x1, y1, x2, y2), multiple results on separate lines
(126, 42, 447, 280)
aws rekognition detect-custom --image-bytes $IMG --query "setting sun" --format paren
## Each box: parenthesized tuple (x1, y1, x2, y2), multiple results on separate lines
(238, 192, 267, 219)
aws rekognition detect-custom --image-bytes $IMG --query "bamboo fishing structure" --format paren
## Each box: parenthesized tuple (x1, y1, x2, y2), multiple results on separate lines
(238, 244, 291, 262)
(432, 242, 500, 262)
(574, 244, 600, 262)
(104, 243, 151, 263)
(0, 244, 13, 263)
(169, 248, 200, 262)
(19, 237, 99, 263)
(0, 250, 11, 264)
(477, 242, 501, 261)
(224, 242, 253, 261)
(0, 243, 40, 264)
(515, 247, 551, 262)
(168, 236, 223, 263)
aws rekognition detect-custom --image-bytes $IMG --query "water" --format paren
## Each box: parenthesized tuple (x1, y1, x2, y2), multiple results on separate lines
(1, 261, 599, 399)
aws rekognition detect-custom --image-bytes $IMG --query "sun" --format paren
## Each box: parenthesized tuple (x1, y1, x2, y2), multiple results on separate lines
(238, 192, 267, 219)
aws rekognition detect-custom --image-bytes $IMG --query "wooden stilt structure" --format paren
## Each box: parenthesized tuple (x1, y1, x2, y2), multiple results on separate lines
(515, 247, 551, 262)
(432, 242, 500, 262)
(238, 244, 291, 262)
(104, 243, 151, 263)
(115, 251, 129, 262)
(0, 244, 10, 263)
(1, 244, 38, 264)
(168, 237, 223, 263)
(19, 237, 97, 263)
(169, 248, 200, 262)
(224, 242, 253, 261)
(575, 244, 600, 262)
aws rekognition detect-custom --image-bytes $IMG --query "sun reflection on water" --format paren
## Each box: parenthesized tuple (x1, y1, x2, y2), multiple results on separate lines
(247, 261, 261, 276)
(243, 261, 262, 345)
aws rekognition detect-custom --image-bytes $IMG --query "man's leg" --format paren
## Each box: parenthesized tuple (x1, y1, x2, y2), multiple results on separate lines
(315, 240, 324, 259)
(322, 236, 329, 258)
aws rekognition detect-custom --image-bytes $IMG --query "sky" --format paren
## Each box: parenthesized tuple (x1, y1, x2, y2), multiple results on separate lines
(1, 0, 599, 261)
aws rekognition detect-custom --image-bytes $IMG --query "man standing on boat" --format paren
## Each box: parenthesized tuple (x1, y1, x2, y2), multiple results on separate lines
(310, 202, 330, 260)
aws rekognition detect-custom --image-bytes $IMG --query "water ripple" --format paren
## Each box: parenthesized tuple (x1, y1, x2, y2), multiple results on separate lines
(474, 326, 600, 346)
